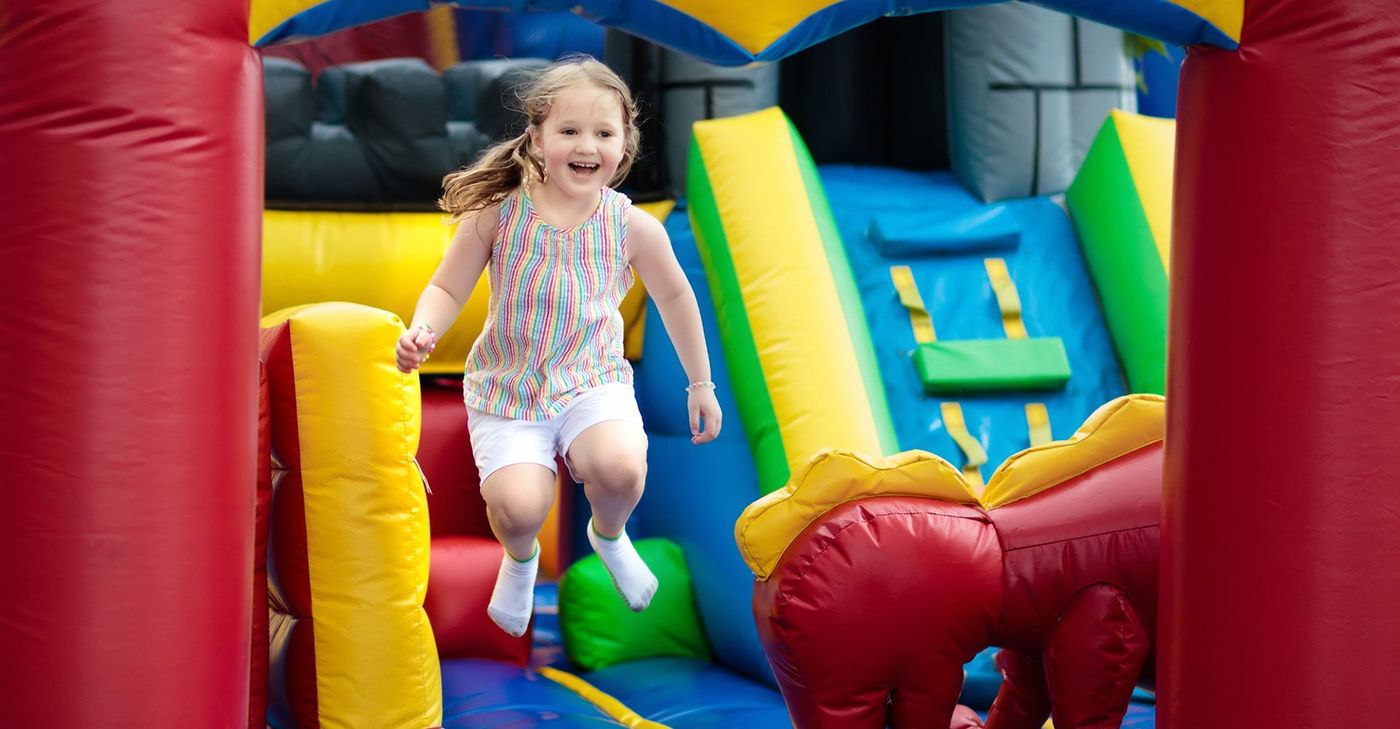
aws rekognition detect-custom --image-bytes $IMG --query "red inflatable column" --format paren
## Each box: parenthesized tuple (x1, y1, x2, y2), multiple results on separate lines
(0, 2, 259, 727)
(1164, 1, 1400, 725)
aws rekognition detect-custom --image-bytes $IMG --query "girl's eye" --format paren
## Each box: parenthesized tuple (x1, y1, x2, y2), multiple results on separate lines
(562, 129, 576, 135)
(599, 131, 613, 138)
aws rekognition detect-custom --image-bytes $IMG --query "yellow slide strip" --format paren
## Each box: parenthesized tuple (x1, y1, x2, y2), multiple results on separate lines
(890, 265, 936, 343)
(984, 258, 1028, 339)
(538, 667, 671, 728)
(940, 402, 987, 489)
(693, 107, 887, 484)
(1025, 403, 1052, 446)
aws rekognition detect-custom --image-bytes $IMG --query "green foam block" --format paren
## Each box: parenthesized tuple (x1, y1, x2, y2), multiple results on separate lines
(559, 538, 710, 672)
(915, 338, 1072, 394)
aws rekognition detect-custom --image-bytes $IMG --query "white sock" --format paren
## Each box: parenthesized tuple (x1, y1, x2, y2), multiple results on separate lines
(487, 542, 538, 637)
(587, 519, 658, 612)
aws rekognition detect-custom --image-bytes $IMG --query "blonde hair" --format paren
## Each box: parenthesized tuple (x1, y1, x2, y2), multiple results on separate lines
(438, 55, 641, 222)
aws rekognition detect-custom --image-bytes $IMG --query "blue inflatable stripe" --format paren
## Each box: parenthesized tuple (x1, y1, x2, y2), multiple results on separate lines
(576, 0, 755, 66)
(1034, 0, 1237, 49)
(256, 0, 434, 47)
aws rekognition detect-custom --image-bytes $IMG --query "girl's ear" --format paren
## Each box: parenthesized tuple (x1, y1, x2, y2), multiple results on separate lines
(526, 124, 540, 149)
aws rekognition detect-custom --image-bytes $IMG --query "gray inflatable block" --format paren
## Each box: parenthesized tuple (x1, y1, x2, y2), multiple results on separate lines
(946, 2, 1135, 202)
(659, 51, 779, 199)
(1078, 18, 1134, 86)
(869, 206, 1021, 257)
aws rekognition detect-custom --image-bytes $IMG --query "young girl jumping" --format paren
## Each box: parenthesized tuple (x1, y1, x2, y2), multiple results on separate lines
(394, 56, 722, 637)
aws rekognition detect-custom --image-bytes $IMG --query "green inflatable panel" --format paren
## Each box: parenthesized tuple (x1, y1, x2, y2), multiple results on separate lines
(559, 538, 711, 672)
(1065, 111, 1174, 395)
(915, 337, 1072, 394)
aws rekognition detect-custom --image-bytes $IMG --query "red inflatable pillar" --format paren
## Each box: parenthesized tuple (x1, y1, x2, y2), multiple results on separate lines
(1164, 1, 1400, 725)
(0, 2, 260, 727)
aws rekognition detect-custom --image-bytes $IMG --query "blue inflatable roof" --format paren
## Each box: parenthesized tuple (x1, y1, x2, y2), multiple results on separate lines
(251, 0, 1239, 63)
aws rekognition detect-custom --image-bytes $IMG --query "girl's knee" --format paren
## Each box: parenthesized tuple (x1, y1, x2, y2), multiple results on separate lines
(579, 451, 646, 493)
(487, 495, 551, 536)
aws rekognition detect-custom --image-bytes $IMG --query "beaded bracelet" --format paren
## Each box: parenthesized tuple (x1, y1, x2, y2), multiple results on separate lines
(684, 380, 716, 393)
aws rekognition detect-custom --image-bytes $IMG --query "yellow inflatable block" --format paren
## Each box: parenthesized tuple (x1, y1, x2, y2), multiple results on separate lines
(261, 302, 441, 728)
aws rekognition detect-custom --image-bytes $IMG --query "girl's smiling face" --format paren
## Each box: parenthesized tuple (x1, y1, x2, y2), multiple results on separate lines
(530, 84, 627, 198)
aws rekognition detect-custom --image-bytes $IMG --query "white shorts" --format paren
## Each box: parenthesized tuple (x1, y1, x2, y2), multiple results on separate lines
(466, 382, 647, 484)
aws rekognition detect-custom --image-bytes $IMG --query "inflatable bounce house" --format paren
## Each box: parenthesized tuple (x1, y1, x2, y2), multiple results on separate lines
(4, 1, 1399, 728)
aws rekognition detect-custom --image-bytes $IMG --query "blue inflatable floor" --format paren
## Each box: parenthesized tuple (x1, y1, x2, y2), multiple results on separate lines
(584, 657, 794, 728)
(441, 658, 624, 727)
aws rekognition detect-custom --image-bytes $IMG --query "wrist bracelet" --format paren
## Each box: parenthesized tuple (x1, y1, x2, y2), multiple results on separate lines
(684, 380, 716, 393)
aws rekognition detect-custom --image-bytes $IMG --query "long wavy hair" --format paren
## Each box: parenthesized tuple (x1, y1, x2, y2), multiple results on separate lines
(438, 55, 641, 222)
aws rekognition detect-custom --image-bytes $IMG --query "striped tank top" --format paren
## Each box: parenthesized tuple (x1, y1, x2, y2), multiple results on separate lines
(463, 185, 634, 420)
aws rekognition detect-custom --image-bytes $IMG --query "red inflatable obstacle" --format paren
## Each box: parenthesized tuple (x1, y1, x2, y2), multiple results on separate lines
(739, 396, 1163, 728)
(0, 1, 260, 725)
(1166, 1, 1400, 725)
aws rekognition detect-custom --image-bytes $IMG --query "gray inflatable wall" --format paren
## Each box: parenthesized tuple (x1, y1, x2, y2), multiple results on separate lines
(658, 52, 779, 198)
(945, 2, 1136, 202)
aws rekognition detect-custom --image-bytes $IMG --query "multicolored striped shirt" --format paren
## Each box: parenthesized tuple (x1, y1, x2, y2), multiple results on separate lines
(463, 185, 634, 420)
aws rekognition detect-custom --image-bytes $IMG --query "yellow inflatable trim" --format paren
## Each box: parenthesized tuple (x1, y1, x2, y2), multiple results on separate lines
(249, 0, 321, 44)
(538, 667, 670, 728)
(980, 393, 1164, 509)
(1172, 0, 1243, 44)
(736, 394, 1165, 580)
(659, 0, 840, 54)
(736, 449, 980, 580)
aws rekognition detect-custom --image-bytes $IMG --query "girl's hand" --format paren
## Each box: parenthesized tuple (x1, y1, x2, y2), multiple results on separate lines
(687, 386, 722, 445)
(395, 325, 436, 373)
